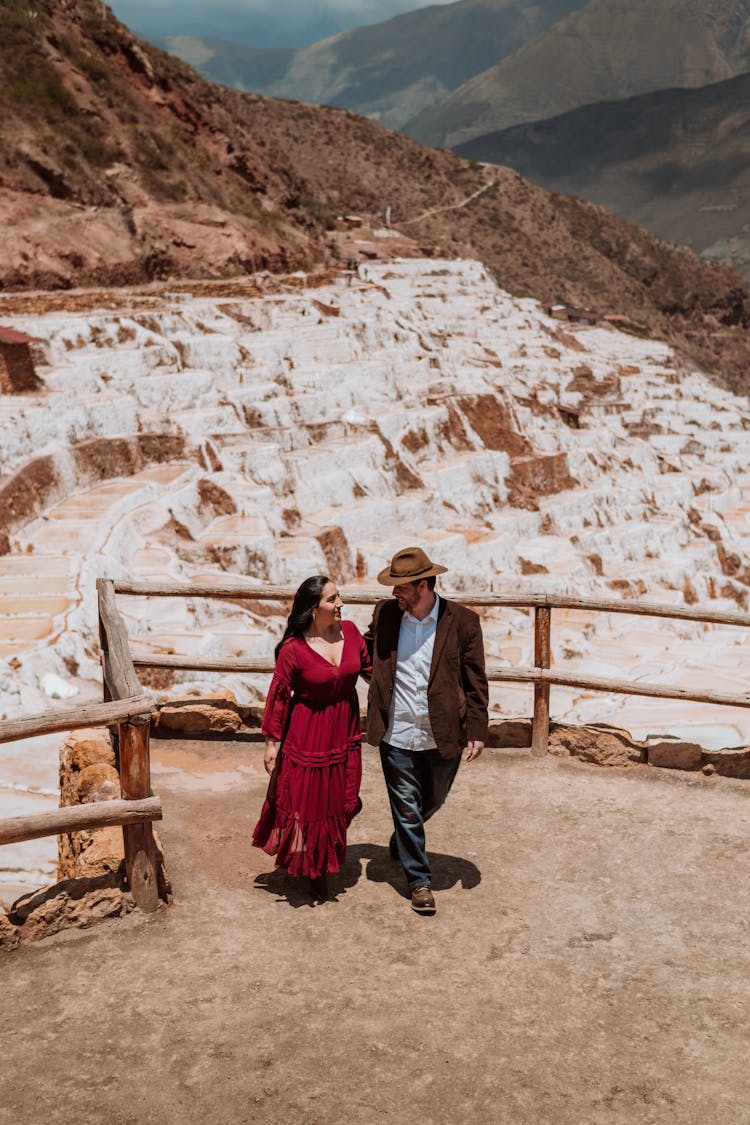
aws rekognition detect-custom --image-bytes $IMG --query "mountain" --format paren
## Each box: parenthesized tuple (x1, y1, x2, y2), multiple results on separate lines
(155, 36, 294, 88)
(406, 0, 750, 147)
(455, 73, 750, 280)
(2, 0, 749, 391)
(158, 0, 589, 129)
(113, 0, 449, 49)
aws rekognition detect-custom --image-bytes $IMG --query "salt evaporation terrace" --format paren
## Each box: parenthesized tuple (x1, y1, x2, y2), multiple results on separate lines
(2, 256, 750, 902)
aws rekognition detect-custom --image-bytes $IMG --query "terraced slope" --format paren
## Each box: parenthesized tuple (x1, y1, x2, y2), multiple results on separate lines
(2, 258, 750, 754)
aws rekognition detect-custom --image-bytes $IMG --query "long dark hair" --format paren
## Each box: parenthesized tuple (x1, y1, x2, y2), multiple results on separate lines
(274, 575, 330, 659)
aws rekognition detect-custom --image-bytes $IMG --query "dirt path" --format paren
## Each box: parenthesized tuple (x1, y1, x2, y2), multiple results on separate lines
(2, 742, 750, 1124)
(399, 173, 499, 226)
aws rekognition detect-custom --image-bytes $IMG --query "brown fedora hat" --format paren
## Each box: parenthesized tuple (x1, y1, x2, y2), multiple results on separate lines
(377, 546, 448, 586)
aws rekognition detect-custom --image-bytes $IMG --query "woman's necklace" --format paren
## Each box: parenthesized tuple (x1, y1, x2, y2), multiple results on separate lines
(306, 626, 342, 646)
(305, 624, 344, 662)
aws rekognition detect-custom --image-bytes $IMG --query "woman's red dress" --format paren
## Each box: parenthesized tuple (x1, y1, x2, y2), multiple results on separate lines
(252, 619, 372, 879)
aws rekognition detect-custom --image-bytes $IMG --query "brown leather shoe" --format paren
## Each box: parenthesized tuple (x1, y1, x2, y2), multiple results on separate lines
(410, 885, 436, 915)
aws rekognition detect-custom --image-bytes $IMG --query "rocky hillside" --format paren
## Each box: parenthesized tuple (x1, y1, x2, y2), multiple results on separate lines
(456, 73, 750, 281)
(157, 0, 587, 129)
(406, 0, 750, 146)
(2, 0, 750, 390)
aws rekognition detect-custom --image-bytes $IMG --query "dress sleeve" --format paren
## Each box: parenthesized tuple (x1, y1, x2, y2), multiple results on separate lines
(362, 606, 377, 665)
(357, 626, 372, 683)
(344, 744, 363, 823)
(261, 641, 296, 740)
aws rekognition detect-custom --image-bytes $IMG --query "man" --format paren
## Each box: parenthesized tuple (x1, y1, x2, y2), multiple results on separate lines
(365, 546, 488, 915)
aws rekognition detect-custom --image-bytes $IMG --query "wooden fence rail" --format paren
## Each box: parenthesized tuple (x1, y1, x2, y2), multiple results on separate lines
(484, 667, 750, 709)
(112, 577, 750, 763)
(0, 796, 162, 847)
(132, 654, 275, 673)
(113, 580, 750, 628)
(0, 695, 153, 745)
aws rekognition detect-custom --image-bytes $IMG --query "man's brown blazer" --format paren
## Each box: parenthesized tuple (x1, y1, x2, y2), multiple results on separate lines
(364, 596, 489, 759)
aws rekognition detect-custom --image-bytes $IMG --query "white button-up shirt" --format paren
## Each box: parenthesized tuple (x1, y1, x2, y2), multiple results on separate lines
(384, 595, 440, 752)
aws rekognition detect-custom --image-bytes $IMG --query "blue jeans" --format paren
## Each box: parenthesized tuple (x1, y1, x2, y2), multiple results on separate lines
(380, 742, 461, 890)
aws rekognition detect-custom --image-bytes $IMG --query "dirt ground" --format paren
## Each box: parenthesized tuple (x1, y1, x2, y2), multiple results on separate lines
(2, 740, 750, 1125)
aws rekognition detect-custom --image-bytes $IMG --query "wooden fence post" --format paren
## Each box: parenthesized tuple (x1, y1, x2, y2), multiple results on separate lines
(119, 716, 159, 912)
(532, 607, 551, 756)
(97, 578, 142, 702)
(98, 593, 111, 705)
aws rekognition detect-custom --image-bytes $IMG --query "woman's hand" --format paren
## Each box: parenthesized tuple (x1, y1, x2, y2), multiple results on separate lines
(264, 739, 278, 776)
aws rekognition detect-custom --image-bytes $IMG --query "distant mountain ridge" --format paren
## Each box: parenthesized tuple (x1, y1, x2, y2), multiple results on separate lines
(117, 0, 448, 49)
(155, 35, 294, 89)
(455, 72, 750, 280)
(157, 0, 589, 129)
(405, 0, 750, 146)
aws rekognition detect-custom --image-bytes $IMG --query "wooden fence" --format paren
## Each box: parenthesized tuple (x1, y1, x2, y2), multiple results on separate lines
(114, 578, 750, 758)
(0, 575, 163, 914)
(0, 693, 161, 911)
(3, 576, 749, 918)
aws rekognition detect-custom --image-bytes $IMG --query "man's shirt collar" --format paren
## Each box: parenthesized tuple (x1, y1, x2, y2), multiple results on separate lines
(404, 593, 440, 626)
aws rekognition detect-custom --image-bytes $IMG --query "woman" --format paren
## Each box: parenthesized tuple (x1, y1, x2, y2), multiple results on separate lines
(252, 575, 372, 900)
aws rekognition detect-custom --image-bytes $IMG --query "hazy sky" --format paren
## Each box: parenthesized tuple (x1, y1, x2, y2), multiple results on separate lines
(109, 0, 454, 47)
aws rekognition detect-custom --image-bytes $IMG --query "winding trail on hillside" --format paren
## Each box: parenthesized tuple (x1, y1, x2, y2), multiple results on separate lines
(398, 173, 500, 226)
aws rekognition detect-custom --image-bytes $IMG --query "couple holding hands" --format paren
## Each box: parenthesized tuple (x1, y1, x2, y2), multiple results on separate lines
(252, 546, 489, 915)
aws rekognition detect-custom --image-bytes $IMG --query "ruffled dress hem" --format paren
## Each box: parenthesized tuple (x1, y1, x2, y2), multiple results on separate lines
(252, 753, 362, 878)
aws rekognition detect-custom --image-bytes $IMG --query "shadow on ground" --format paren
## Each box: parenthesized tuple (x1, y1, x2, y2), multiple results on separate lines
(253, 843, 481, 907)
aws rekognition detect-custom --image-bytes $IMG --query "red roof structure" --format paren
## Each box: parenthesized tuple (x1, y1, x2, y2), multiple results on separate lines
(540, 303, 603, 326)
(0, 326, 38, 345)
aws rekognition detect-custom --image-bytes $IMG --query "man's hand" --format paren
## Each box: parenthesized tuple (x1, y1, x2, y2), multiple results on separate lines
(465, 740, 484, 763)
(264, 739, 278, 776)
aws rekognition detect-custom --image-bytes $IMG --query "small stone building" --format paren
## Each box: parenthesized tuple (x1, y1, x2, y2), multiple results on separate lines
(541, 303, 603, 326)
(0, 327, 43, 393)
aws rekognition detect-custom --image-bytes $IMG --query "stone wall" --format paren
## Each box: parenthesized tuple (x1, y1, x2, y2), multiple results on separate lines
(488, 718, 750, 777)
(0, 432, 188, 547)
